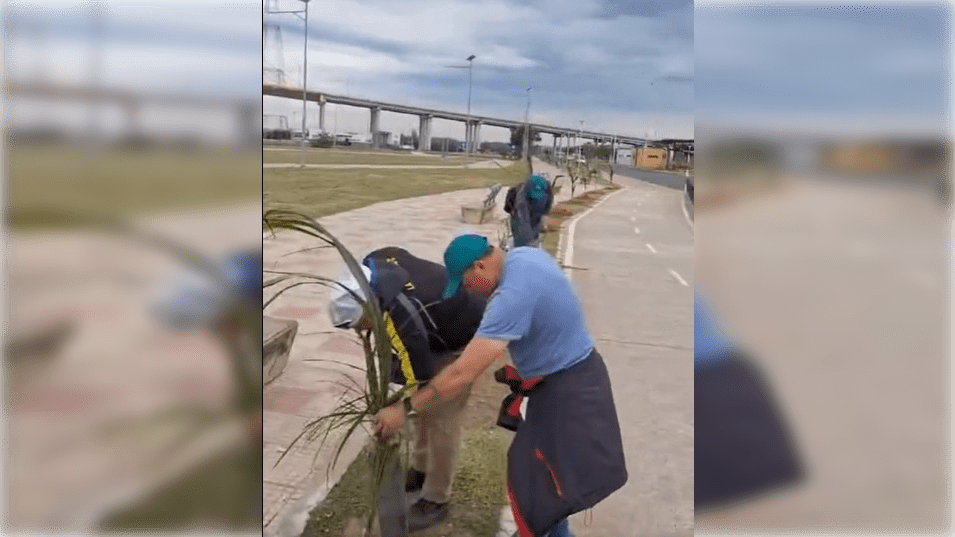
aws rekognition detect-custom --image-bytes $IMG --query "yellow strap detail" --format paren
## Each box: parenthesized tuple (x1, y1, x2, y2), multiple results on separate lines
(384, 312, 418, 394)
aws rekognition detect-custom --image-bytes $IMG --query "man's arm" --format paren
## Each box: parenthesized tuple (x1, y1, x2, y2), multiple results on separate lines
(411, 337, 507, 414)
(372, 336, 507, 439)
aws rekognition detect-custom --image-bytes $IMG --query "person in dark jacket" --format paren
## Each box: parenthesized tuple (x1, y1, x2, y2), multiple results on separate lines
(373, 235, 627, 537)
(329, 246, 487, 531)
(694, 289, 803, 510)
(504, 174, 554, 248)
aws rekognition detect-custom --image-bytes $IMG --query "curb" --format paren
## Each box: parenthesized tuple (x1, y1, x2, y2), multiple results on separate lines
(682, 187, 694, 231)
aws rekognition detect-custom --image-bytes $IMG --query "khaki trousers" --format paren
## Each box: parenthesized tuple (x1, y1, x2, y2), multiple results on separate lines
(410, 354, 470, 504)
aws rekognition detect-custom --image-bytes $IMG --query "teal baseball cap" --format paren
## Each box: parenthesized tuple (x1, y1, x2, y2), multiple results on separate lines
(442, 234, 490, 298)
(529, 174, 548, 200)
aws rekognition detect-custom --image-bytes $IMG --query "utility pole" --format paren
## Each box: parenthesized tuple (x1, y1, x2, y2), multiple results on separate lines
(268, 0, 311, 167)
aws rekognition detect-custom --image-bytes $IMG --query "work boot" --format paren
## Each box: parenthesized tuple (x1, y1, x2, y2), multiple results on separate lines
(407, 498, 449, 531)
(405, 468, 426, 493)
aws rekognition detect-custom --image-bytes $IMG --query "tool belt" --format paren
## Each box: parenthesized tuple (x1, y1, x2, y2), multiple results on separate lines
(494, 364, 545, 432)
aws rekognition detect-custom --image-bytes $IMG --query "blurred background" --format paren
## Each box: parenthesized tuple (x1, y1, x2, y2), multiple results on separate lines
(4, 0, 262, 534)
(694, 2, 951, 534)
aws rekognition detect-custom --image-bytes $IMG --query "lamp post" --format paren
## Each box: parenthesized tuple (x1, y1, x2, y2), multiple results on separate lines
(445, 55, 476, 161)
(466, 54, 475, 160)
(269, 0, 311, 168)
(523, 86, 531, 161)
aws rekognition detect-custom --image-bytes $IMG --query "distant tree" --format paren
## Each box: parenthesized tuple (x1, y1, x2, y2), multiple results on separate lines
(411, 129, 419, 149)
(510, 125, 541, 156)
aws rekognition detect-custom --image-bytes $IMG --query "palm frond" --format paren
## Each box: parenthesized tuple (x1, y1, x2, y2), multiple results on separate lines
(264, 208, 419, 536)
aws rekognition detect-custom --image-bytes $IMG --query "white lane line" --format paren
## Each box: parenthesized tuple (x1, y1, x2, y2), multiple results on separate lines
(682, 196, 694, 231)
(563, 189, 628, 281)
(669, 269, 688, 286)
(646, 243, 657, 254)
(634, 227, 641, 235)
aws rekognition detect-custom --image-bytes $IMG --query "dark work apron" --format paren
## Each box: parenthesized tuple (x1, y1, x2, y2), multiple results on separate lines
(504, 349, 628, 537)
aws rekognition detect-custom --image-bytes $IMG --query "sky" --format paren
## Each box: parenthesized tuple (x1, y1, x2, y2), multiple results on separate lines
(695, 2, 951, 139)
(7, 1, 949, 145)
(263, 0, 695, 143)
(5, 1, 262, 144)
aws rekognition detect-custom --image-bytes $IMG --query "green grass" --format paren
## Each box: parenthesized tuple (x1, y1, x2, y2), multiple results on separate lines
(264, 164, 528, 219)
(8, 143, 261, 226)
(263, 147, 484, 167)
(301, 426, 509, 537)
(445, 426, 509, 537)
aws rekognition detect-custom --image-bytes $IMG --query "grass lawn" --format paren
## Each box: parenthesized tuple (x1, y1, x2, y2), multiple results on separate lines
(299, 348, 513, 537)
(263, 147, 500, 167)
(8, 143, 261, 226)
(264, 163, 528, 219)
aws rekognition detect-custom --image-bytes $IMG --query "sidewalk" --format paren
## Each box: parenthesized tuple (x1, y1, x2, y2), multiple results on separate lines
(262, 158, 602, 537)
(7, 202, 262, 530)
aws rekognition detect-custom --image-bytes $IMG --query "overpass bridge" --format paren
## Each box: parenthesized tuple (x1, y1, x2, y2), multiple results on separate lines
(263, 83, 651, 153)
(6, 79, 261, 145)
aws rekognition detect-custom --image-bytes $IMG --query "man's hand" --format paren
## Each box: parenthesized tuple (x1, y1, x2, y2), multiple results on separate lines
(373, 402, 405, 440)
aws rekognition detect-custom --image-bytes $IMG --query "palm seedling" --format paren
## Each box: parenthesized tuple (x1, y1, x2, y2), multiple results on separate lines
(263, 209, 413, 537)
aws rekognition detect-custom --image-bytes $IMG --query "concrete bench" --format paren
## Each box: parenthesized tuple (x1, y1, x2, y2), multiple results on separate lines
(461, 183, 503, 224)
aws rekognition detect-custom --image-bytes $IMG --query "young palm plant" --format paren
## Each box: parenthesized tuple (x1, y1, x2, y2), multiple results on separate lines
(565, 160, 584, 197)
(263, 209, 412, 537)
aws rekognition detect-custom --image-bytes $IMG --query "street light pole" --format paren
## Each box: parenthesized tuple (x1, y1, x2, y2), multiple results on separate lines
(299, 0, 310, 168)
(523, 86, 531, 161)
(466, 54, 475, 162)
(444, 55, 476, 162)
(267, 0, 311, 168)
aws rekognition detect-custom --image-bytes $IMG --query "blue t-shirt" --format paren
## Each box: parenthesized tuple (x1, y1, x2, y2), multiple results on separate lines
(475, 247, 594, 377)
(694, 290, 736, 367)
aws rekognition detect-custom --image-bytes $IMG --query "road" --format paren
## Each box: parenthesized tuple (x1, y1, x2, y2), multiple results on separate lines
(611, 164, 689, 191)
(693, 178, 948, 533)
(564, 171, 695, 536)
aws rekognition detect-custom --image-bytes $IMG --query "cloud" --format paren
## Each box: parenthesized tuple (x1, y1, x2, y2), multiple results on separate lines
(265, 0, 694, 138)
(695, 3, 951, 116)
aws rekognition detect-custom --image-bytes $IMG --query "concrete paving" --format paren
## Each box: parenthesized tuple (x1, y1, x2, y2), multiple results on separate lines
(564, 173, 694, 536)
(7, 202, 262, 531)
(693, 179, 948, 533)
(494, 169, 694, 537)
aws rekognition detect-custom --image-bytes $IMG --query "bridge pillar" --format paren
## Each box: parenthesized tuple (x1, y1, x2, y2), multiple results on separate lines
(473, 121, 482, 152)
(463, 121, 471, 153)
(370, 107, 380, 149)
(418, 114, 432, 152)
(552, 134, 557, 161)
(238, 102, 261, 147)
(318, 94, 326, 133)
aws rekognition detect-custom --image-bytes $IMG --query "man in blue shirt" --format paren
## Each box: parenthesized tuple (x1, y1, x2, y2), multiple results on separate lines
(374, 235, 627, 537)
(694, 289, 803, 510)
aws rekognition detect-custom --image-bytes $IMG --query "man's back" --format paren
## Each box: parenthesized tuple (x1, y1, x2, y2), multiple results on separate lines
(364, 247, 485, 355)
(476, 247, 593, 377)
(505, 176, 553, 248)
